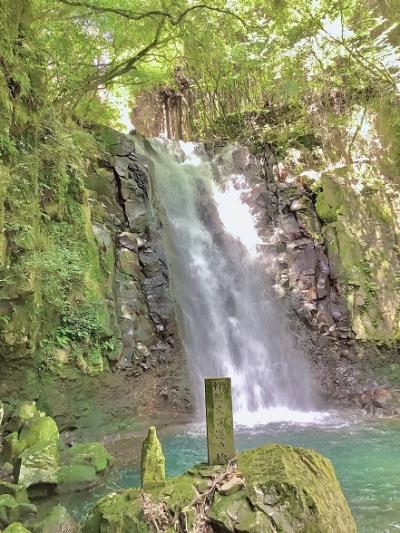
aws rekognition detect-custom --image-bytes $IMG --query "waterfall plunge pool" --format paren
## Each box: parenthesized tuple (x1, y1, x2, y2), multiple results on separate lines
(58, 414, 400, 533)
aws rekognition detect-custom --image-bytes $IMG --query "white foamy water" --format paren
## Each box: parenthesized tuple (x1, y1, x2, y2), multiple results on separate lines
(137, 138, 325, 426)
(234, 407, 330, 427)
(213, 176, 262, 258)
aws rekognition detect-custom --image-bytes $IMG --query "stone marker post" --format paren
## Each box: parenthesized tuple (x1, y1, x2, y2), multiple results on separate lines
(140, 426, 166, 489)
(205, 378, 235, 465)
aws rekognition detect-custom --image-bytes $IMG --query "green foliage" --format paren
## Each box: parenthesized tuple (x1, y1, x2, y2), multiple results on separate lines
(2, 0, 391, 140)
(54, 301, 109, 346)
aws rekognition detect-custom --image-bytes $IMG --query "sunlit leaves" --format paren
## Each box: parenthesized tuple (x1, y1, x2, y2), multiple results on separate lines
(27, 0, 400, 130)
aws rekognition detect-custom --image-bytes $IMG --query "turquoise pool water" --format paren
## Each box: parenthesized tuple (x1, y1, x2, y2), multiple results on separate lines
(63, 415, 400, 532)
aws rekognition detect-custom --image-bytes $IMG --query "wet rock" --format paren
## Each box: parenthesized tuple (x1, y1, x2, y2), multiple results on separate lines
(139, 248, 161, 276)
(117, 232, 138, 252)
(31, 505, 78, 533)
(289, 244, 317, 280)
(125, 201, 148, 233)
(117, 249, 141, 278)
(280, 214, 301, 241)
(114, 157, 129, 179)
(119, 178, 131, 201)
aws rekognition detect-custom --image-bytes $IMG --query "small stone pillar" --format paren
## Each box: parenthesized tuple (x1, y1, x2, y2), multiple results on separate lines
(140, 426, 165, 489)
(205, 378, 235, 465)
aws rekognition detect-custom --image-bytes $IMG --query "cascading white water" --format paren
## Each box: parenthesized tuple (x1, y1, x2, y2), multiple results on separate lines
(140, 138, 324, 425)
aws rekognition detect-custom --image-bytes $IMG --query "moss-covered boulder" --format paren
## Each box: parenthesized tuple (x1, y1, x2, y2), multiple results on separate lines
(0, 482, 29, 504)
(83, 490, 147, 533)
(0, 493, 36, 529)
(31, 505, 78, 532)
(14, 416, 60, 489)
(17, 443, 59, 488)
(17, 403, 43, 426)
(61, 442, 111, 473)
(18, 416, 59, 451)
(233, 444, 356, 532)
(56, 464, 97, 489)
(3, 433, 26, 463)
(56, 441, 111, 492)
(82, 444, 357, 533)
(1, 404, 111, 497)
(3, 523, 32, 533)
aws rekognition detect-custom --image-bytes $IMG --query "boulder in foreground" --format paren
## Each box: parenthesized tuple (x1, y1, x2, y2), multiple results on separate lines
(83, 443, 357, 532)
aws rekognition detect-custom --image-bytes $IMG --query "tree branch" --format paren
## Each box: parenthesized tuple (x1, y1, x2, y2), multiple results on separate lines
(57, 0, 249, 28)
(67, 18, 168, 104)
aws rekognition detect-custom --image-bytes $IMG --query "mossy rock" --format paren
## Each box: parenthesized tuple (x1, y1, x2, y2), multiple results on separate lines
(236, 444, 356, 533)
(19, 416, 59, 450)
(3, 433, 26, 463)
(17, 402, 42, 426)
(83, 489, 148, 533)
(3, 523, 32, 533)
(31, 504, 78, 533)
(63, 442, 111, 473)
(315, 191, 337, 223)
(83, 444, 356, 533)
(57, 464, 97, 488)
(209, 490, 272, 532)
(0, 482, 29, 504)
(17, 443, 59, 488)
(0, 493, 36, 528)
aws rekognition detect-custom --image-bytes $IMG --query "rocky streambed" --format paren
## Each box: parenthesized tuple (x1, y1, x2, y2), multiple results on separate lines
(2, 398, 400, 531)
(0, 401, 359, 532)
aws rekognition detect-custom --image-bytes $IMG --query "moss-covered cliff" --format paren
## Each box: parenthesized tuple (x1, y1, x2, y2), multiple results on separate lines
(0, 1, 188, 421)
(0, 2, 116, 386)
(316, 167, 400, 341)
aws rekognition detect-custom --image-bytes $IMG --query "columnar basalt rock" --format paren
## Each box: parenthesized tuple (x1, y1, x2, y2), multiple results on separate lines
(98, 129, 182, 382)
(225, 143, 400, 408)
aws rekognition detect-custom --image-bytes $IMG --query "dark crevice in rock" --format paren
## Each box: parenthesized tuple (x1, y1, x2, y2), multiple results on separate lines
(112, 169, 130, 229)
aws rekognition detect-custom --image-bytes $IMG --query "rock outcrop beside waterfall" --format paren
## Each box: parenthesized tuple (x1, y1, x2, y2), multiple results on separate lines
(83, 443, 357, 533)
(95, 128, 183, 379)
(0, 123, 190, 430)
(223, 143, 400, 409)
(0, 0, 189, 424)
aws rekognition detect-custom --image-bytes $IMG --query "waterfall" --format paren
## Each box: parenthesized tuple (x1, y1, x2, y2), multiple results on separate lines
(139, 138, 323, 425)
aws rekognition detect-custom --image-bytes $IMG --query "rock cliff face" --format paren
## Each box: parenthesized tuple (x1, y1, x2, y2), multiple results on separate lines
(222, 140, 400, 407)
(0, 2, 188, 418)
(93, 128, 183, 378)
(1, 3, 398, 418)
